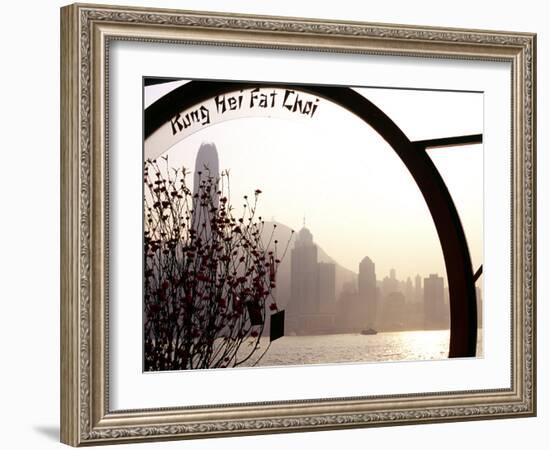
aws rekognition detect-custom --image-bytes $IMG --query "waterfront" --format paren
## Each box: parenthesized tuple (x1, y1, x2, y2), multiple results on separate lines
(242, 329, 483, 368)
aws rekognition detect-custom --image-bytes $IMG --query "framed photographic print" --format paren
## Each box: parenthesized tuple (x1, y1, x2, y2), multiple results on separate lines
(60, 3, 536, 446)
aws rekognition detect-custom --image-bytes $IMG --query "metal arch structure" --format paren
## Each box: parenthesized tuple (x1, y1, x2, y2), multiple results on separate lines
(144, 80, 478, 358)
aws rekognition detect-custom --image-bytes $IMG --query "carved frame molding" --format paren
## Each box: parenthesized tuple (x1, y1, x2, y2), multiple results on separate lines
(60, 3, 536, 446)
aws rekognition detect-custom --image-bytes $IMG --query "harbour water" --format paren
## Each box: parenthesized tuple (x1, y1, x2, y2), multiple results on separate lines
(242, 329, 483, 368)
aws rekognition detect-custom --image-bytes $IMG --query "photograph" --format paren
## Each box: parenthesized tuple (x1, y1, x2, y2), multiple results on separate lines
(143, 79, 484, 372)
(57, 3, 536, 446)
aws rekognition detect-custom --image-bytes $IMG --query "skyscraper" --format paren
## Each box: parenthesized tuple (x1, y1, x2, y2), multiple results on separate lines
(405, 277, 413, 303)
(289, 227, 319, 316)
(192, 142, 219, 237)
(380, 291, 406, 329)
(288, 226, 337, 334)
(358, 256, 377, 328)
(414, 274, 422, 303)
(318, 262, 336, 314)
(193, 142, 219, 197)
(476, 285, 483, 328)
(382, 268, 399, 298)
(423, 273, 445, 329)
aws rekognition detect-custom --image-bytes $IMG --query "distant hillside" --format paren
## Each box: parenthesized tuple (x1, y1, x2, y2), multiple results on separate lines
(261, 221, 357, 308)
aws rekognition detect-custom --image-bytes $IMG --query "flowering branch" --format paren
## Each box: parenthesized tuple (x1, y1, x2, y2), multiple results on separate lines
(143, 157, 290, 371)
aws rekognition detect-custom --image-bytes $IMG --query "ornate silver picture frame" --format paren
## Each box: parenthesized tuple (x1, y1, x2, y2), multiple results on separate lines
(60, 3, 536, 446)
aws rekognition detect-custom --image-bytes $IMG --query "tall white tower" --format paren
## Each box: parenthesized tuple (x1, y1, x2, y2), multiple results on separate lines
(192, 142, 220, 236)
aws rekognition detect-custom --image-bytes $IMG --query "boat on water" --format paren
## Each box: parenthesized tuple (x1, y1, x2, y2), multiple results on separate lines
(360, 328, 378, 335)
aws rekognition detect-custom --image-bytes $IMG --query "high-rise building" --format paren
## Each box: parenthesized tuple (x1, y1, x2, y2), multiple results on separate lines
(380, 291, 406, 329)
(288, 226, 338, 334)
(382, 268, 399, 298)
(405, 277, 413, 303)
(414, 274, 422, 303)
(476, 285, 483, 328)
(289, 227, 319, 316)
(193, 142, 219, 197)
(423, 273, 445, 329)
(358, 256, 377, 328)
(192, 143, 219, 237)
(318, 262, 336, 314)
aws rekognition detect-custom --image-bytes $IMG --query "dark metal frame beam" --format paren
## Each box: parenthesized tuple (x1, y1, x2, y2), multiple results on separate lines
(413, 134, 482, 149)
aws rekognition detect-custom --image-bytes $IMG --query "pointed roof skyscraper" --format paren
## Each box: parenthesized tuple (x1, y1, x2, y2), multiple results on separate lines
(192, 142, 220, 236)
(193, 142, 219, 199)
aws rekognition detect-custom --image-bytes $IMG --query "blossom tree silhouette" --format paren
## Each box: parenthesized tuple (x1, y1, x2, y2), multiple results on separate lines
(143, 157, 290, 371)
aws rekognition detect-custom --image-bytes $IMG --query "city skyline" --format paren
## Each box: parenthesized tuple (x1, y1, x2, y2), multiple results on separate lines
(150, 140, 472, 338)
(282, 220, 477, 336)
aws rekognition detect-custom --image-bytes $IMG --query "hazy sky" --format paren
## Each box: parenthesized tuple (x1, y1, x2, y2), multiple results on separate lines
(144, 82, 483, 283)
